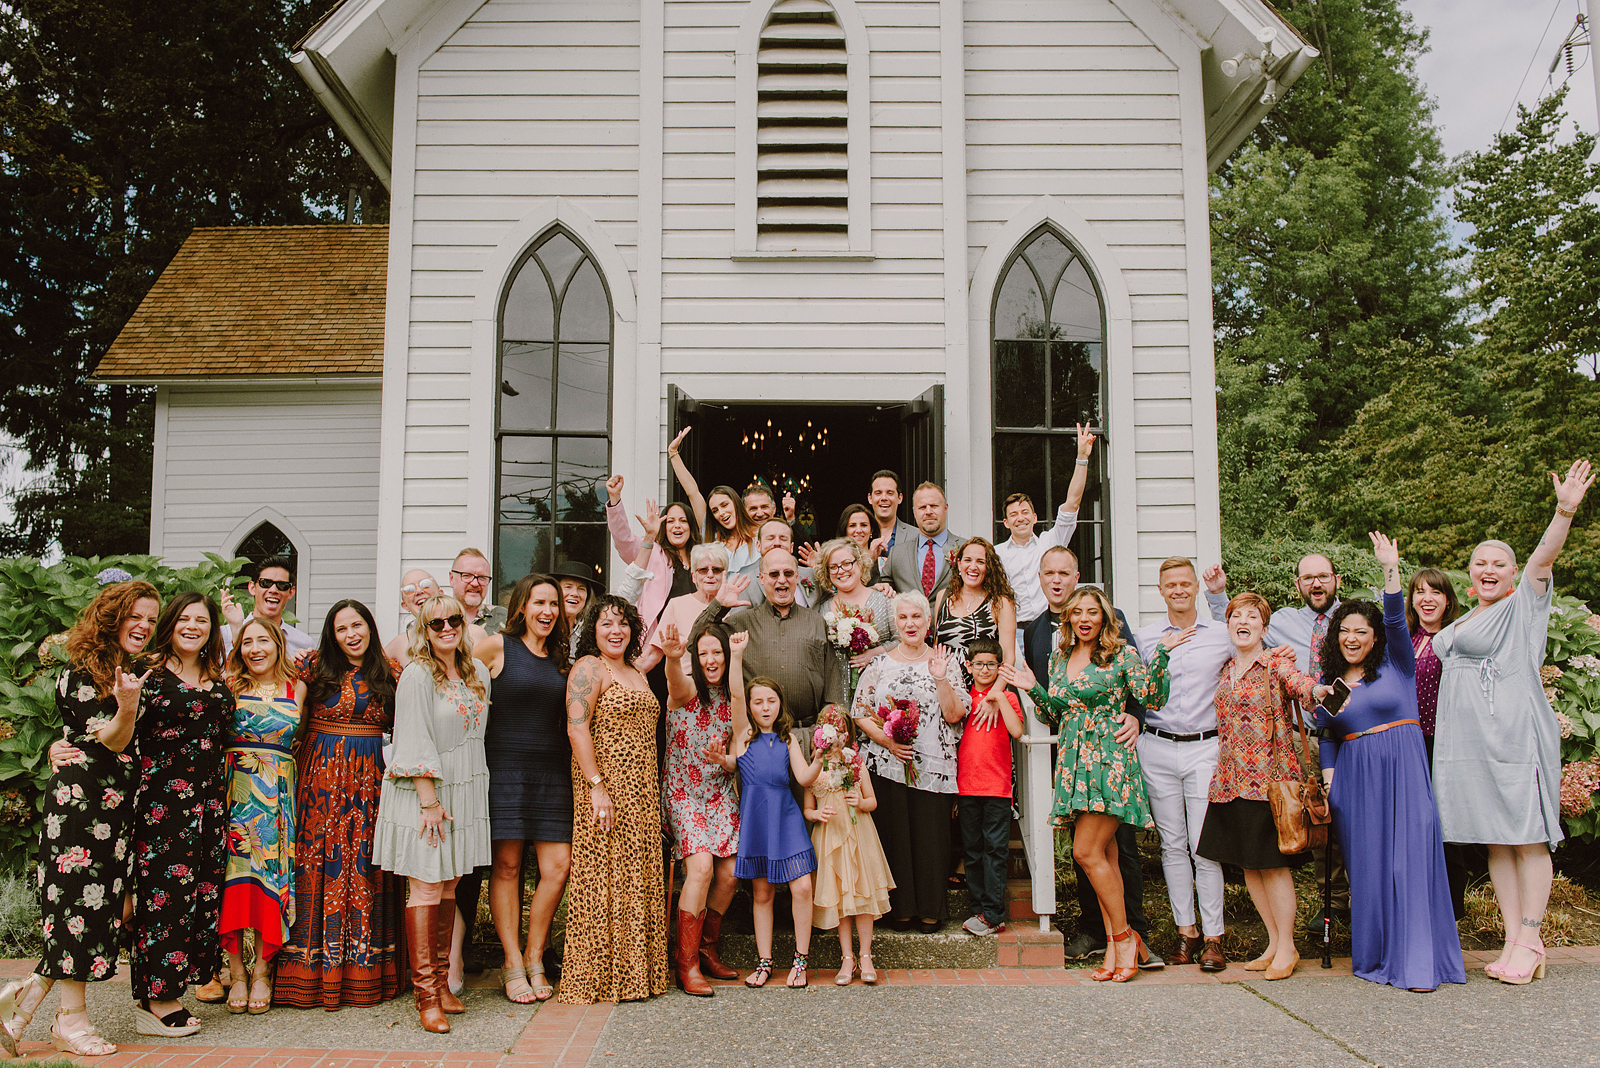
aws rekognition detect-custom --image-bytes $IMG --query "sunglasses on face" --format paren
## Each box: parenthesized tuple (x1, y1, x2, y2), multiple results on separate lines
(402, 582, 438, 595)
(693, 566, 726, 575)
(426, 614, 466, 632)
(255, 579, 294, 592)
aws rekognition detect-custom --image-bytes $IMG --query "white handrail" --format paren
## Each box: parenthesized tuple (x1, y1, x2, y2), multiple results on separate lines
(1012, 690, 1056, 932)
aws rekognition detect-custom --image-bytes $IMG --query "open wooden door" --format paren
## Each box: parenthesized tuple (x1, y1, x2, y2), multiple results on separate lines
(899, 384, 944, 521)
(667, 384, 703, 507)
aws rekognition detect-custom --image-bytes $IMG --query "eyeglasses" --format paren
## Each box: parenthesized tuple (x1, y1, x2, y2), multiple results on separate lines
(828, 562, 857, 575)
(401, 582, 438, 595)
(254, 579, 294, 592)
(693, 566, 726, 575)
(451, 569, 491, 587)
(1298, 573, 1336, 584)
(426, 614, 466, 632)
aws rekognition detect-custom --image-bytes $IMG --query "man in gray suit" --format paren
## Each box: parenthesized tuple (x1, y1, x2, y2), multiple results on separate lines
(884, 482, 965, 598)
(867, 470, 919, 585)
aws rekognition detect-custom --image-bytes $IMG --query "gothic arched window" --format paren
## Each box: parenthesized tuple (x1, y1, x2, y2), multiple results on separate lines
(496, 228, 612, 598)
(991, 226, 1109, 583)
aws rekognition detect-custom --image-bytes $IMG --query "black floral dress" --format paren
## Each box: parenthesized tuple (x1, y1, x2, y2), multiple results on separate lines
(36, 668, 139, 981)
(129, 669, 232, 999)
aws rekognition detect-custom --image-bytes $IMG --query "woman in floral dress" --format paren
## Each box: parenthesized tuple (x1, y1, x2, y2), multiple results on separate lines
(273, 599, 406, 1010)
(1004, 586, 1185, 983)
(220, 619, 306, 1013)
(850, 591, 968, 932)
(0, 581, 159, 1058)
(128, 592, 232, 1034)
(658, 621, 741, 995)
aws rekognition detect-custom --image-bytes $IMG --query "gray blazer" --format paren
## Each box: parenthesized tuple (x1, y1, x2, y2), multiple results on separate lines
(872, 519, 920, 584)
(885, 527, 966, 598)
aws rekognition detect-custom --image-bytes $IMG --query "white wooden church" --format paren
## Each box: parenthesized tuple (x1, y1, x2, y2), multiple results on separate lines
(98, 0, 1316, 634)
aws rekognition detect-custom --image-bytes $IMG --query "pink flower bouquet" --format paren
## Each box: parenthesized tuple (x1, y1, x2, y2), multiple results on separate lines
(877, 695, 923, 786)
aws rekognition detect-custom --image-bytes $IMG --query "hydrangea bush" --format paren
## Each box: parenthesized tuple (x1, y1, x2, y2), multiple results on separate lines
(0, 553, 248, 873)
(1546, 597, 1600, 841)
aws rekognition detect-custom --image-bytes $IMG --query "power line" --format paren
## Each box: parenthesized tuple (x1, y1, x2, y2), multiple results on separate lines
(1501, 0, 1569, 133)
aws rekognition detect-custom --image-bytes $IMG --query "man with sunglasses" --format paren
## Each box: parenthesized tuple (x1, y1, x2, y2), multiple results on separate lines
(220, 556, 317, 656)
(450, 548, 505, 644)
(384, 569, 441, 661)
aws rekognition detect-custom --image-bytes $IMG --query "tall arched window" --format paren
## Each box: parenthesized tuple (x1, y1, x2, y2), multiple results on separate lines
(991, 226, 1109, 584)
(496, 228, 612, 598)
(234, 520, 299, 615)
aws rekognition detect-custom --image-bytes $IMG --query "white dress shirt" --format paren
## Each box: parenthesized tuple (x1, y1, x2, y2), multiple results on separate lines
(995, 506, 1079, 624)
(1267, 600, 1342, 675)
(1133, 592, 1234, 735)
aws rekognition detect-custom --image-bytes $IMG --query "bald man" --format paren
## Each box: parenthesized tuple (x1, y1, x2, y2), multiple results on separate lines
(383, 568, 440, 662)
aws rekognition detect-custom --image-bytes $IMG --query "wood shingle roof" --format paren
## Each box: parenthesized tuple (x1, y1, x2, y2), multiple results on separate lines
(94, 224, 388, 380)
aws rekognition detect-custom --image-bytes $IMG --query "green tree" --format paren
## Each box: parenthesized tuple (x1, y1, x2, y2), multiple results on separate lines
(0, 0, 386, 556)
(1211, 0, 1462, 544)
(1300, 88, 1600, 602)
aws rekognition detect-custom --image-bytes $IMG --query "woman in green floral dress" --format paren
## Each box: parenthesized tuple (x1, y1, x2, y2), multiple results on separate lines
(1003, 586, 1189, 984)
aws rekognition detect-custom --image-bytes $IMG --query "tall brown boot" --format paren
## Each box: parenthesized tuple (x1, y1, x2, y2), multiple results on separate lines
(406, 905, 449, 1033)
(676, 910, 713, 996)
(435, 900, 467, 1014)
(699, 908, 739, 980)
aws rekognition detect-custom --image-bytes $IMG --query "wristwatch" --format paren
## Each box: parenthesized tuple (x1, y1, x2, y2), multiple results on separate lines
(587, 772, 603, 787)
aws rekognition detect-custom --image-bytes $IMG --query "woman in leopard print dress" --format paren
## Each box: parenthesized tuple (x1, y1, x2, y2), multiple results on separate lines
(559, 595, 670, 1004)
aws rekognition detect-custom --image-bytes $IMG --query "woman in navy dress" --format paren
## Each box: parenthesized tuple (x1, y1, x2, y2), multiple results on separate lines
(471, 575, 572, 1003)
(1315, 532, 1464, 992)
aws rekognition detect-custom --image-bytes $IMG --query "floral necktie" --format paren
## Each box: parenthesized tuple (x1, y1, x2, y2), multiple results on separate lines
(1309, 611, 1329, 679)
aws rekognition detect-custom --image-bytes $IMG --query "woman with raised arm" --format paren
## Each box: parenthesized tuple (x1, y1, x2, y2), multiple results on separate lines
(658, 621, 742, 995)
(1314, 532, 1464, 992)
(0, 581, 158, 1057)
(471, 575, 572, 1004)
(274, 600, 405, 1010)
(704, 483, 761, 579)
(849, 592, 968, 933)
(372, 595, 492, 1033)
(1001, 586, 1188, 984)
(1433, 460, 1594, 985)
(560, 595, 670, 1004)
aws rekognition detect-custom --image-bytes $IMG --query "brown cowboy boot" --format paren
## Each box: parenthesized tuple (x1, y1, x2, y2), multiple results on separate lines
(434, 900, 467, 1014)
(676, 910, 713, 996)
(406, 905, 449, 1033)
(699, 908, 739, 980)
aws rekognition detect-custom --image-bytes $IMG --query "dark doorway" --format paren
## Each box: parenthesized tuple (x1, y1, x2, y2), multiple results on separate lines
(669, 388, 942, 545)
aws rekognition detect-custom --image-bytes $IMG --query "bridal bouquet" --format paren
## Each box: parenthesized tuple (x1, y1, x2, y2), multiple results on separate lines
(824, 600, 880, 691)
(876, 695, 923, 786)
(812, 709, 865, 823)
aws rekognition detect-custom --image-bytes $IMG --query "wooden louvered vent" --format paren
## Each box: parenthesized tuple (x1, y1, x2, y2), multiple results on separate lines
(757, 0, 848, 250)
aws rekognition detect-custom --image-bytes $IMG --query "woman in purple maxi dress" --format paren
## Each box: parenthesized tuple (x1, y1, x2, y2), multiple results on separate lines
(1314, 534, 1464, 992)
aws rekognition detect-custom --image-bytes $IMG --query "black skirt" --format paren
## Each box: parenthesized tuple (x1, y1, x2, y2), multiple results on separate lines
(1196, 798, 1310, 870)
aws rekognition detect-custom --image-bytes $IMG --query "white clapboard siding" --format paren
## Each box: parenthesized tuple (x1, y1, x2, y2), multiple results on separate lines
(404, 0, 642, 570)
(965, 0, 1201, 620)
(157, 384, 381, 627)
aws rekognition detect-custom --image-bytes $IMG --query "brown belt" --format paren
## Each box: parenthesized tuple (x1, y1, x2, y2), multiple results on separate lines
(1342, 718, 1419, 741)
(308, 719, 385, 737)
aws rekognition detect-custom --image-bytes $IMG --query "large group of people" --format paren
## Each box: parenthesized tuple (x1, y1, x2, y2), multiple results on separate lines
(0, 433, 1590, 1054)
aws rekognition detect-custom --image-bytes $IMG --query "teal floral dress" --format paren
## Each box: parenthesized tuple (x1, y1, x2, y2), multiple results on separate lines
(219, 684, 301, 956)
(1028, 645, 1171, 827)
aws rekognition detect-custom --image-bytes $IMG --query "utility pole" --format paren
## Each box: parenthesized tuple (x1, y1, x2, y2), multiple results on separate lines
(1589, 0, 1600, 128)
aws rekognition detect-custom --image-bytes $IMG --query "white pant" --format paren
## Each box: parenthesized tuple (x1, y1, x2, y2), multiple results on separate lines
(1137, 732, 1224, 937)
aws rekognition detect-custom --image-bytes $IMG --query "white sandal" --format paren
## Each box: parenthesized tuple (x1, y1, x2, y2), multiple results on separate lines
(51, 1009, 116, 1057)
(0, 974, 51, 1056)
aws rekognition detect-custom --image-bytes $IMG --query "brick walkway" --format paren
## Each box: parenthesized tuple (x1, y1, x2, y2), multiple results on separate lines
(6, 947, 1598, 1068)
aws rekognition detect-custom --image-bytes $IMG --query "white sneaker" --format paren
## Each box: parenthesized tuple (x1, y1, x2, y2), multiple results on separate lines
(962, 915, 1005, 936)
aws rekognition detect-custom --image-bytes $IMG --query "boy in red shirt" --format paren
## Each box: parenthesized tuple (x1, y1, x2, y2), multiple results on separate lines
(959, 637, 1025, 935)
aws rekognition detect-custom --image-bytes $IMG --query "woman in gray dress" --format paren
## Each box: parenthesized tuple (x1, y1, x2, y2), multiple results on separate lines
(1432, 459, 1593, 986)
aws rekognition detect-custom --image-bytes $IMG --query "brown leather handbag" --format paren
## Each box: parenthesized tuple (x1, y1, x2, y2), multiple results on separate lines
(1266, 665, 1331, 855)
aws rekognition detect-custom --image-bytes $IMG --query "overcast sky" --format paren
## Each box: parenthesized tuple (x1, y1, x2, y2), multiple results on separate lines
(1406, 0, 1599, 161)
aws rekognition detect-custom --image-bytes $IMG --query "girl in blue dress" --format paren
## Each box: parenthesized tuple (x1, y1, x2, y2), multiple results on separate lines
(705, 633, 824, 988)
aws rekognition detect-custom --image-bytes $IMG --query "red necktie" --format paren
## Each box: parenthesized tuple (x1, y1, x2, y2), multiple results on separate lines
(921, 542, 936, 597)
(1310, 612, 1328, 679)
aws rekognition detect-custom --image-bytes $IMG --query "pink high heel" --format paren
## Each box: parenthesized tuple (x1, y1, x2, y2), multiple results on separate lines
(1497, 940, 1546, 985)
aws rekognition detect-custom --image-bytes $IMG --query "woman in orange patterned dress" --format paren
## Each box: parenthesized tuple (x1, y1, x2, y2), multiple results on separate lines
(272, 600, 407, 1009)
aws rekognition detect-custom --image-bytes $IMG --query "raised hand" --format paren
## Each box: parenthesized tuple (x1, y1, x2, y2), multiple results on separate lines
(636, 498, 663, 540)
(867, 537, 885, 561)
(782, 492, 797, 522)
(717, 573, 753, 608)
(1553, 459, 1595, 512)
(728, 629, 749, 657)
(606, 474, 625, 505)
(928, 644, 950, 681)
(797, 541, 822, 570)
(1202, 563, 1227, 595)
(1076, 423, 1098, 460)
(1369, 531, 1401, 569)
(999, 661, 1036, 692)
(1160, 625, 1197, 651)
(114, 666, 152, 711)
(660, 622, 685, 661)
(219, 586, 245, 629)
(667, 427, 691, 458)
